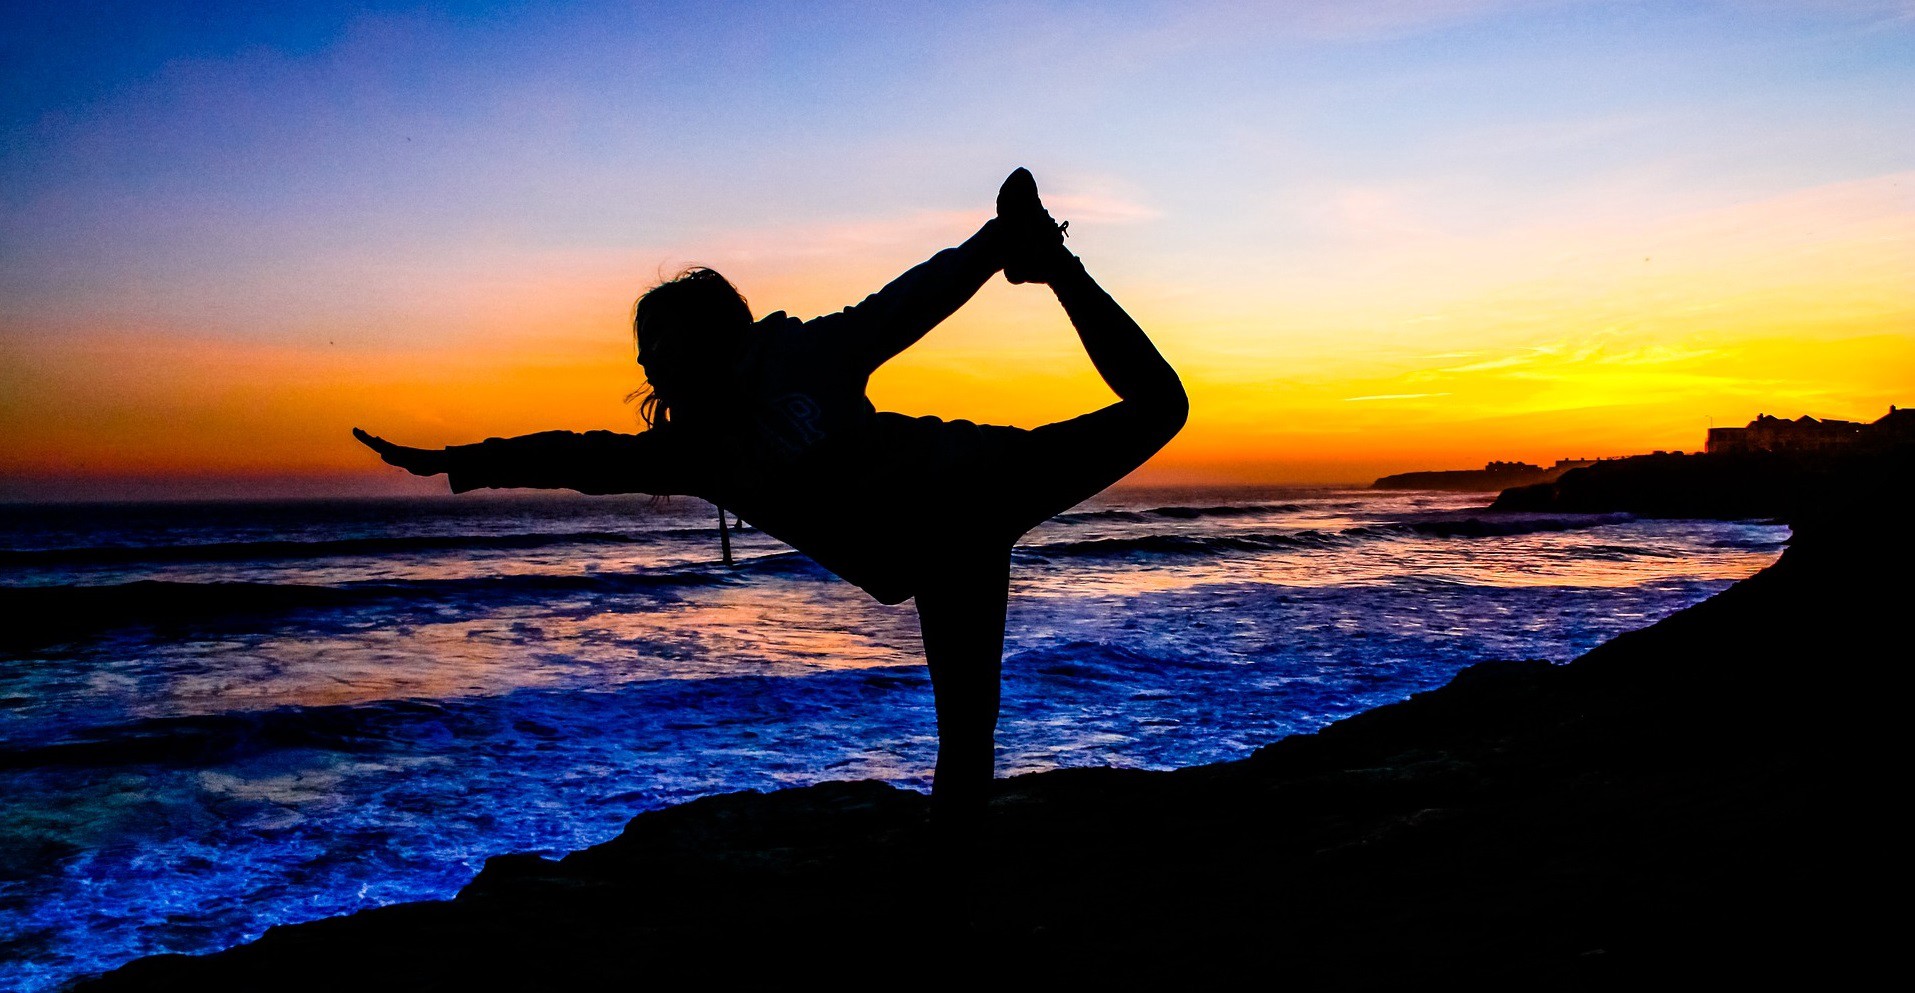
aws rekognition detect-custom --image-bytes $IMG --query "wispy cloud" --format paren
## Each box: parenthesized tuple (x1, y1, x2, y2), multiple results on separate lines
(1437, 351, 1551, 374)
(1420, 336, 1726, 382)
(1046, 192, 1162, 226)
(1139, 0, 1573, 47)
(1343, 392, 1453, 401)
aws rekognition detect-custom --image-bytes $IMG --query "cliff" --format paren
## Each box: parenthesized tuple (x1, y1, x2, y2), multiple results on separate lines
(1492, 447, 1909, 519)
(80, 458, 1907, 990)
(1372, 460, 1581, 491)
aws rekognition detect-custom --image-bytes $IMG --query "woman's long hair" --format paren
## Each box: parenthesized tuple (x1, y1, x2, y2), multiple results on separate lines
(629, 268, 753, 428)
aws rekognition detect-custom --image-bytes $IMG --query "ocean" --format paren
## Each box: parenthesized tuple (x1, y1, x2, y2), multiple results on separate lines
(0, 486, 1787, 990)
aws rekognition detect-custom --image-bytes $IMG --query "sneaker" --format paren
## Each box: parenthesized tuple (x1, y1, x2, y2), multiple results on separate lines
(997, 168, 1070, 284)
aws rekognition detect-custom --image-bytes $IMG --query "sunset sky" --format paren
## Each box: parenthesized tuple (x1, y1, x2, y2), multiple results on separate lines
(4, 1, 1911, 499)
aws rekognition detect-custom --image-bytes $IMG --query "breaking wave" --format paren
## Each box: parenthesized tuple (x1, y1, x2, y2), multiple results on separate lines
(1020, 513, 1639, 560)
(0, 527, 745, 569)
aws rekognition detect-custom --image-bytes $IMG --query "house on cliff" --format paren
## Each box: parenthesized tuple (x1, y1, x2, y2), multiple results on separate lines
(1705, 407, 1909, 455)
(1875, 405, 1914, 443)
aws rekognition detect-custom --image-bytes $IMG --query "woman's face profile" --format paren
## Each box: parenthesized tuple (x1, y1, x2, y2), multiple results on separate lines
(635, 317, 668, 375)
(636, 313, 714, 380)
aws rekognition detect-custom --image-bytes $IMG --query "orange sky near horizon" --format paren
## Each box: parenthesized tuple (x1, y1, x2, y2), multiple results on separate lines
(6, 170, 1910, 498)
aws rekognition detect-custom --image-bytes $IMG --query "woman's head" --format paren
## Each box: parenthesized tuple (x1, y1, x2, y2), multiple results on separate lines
(632, 268, 753, 426)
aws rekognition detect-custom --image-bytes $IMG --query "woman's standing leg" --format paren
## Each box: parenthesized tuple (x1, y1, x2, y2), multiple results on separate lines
(914, 541, 1012, 823)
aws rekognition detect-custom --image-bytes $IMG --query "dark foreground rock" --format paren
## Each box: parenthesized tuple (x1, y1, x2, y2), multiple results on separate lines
(82, 461, 1908, 990)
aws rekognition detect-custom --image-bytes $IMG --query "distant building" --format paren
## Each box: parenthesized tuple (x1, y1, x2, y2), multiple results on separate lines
(1877, 405, 1915, 442)
(1705, 408, 1901, 455)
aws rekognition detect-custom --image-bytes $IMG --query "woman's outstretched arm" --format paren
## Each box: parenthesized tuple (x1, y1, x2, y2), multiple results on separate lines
(354, 427, 691, 496)
(826, 219, 1005, 373)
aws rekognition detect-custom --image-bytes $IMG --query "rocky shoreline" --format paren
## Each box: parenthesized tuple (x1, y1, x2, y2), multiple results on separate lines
(1371, 460, 1577, 491)
(79, 455, 1906, 989)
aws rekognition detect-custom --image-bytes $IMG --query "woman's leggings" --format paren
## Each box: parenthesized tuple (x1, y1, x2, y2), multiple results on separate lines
(916, 258, 1188, 818)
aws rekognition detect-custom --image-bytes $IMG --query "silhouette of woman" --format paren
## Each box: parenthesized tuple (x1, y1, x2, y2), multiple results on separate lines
(355, 170, 1187, 819)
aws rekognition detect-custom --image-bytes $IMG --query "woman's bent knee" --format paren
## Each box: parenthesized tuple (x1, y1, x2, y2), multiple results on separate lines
(1132, 379, 1189, 447)
(1156, 379, 1190, 434)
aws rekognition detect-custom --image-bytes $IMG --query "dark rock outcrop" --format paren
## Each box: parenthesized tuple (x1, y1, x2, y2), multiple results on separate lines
(1373, 460, 1579, 491)
(80, 457, 1909, 990)
(1491, 446, 1907, 519)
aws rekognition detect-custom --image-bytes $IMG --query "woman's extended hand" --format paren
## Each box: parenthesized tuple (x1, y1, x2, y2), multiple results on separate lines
(353, 428, 450, 477)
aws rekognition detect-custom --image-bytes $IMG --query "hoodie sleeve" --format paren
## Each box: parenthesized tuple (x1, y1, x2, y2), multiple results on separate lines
(817, 219, 1004, 374)
(443, 429, 694, 496)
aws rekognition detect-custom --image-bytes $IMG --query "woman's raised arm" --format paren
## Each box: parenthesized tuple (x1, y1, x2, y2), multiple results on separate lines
(353, 427, 690, 496)
(824, 219, 1005, 374)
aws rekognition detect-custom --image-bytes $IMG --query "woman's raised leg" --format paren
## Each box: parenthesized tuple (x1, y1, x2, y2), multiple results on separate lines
(993, 255, 1190, 537)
